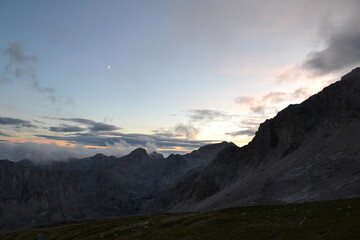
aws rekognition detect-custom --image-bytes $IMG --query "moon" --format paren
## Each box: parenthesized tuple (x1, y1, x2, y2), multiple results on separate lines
(107, 65, 111, 70)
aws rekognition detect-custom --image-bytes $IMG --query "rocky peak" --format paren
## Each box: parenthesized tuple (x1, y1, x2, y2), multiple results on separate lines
(247, 67, 360, 164)
(126, 148, 149, 163)
(193, 141, 235, 156)
(92, 153, 107, 159)
(340, 67, 360, 82)
(148, 151, 164, 160)
(16, 159, 35, 168)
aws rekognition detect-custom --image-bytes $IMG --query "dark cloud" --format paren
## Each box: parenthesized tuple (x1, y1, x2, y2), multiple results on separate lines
(89, 122, 118, 132)
(226, 129, 256, 137)
(301, 2, 360, 75)
(303, 29, 360, 75)
(0, 117, 37, 128)
(49, 124, 86, 133)
(57, 118, 120, 132)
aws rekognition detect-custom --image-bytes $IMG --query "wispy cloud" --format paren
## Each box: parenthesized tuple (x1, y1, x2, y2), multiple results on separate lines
(235, 87, 310, 111)
(36, 129, 215, 151)
(302, 11, 360, 75)
(0, 116, 37, 128)
(231, 87, 311, 138)
(188, 109, 238, 122)
(49, 124, 86, 133)
(57, 118, 120, 132)
(276, 2, 360, 79)
(0, 130, 11, 137)
(0, 141, 135, 162)
(226, 129, 256, 137)
(174, 123, 199, 139)
(1, 42, 73, 103)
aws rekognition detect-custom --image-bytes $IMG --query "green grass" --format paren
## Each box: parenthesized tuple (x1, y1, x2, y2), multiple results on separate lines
(2, 198, 360, 240)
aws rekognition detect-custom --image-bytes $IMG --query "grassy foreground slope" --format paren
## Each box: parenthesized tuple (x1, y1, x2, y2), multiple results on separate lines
(2, 198, 360, 240)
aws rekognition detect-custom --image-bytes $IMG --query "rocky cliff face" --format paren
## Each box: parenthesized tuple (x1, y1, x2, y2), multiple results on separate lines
(0, 160, 80, 230)
(0, 142, 233, 230)
(2, 68, 360, 231)
(145, 67, 360, 213)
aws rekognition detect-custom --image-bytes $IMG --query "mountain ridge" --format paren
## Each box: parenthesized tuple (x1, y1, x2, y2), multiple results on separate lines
(0, 142, 234, 230)
(144, 67, 360, 213)
(1, 68, 360, 230)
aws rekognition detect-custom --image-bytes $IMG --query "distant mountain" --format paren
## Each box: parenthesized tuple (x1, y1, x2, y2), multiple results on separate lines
(144, 68, 360, 213)
(2, 68, 360, 231)
(0, 142, 233, 230)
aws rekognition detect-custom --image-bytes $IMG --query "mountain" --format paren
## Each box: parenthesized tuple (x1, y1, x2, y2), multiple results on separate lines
(0, 142, 233, 230)
(1, 68, 360, 231)
(145, 67, 360, 213)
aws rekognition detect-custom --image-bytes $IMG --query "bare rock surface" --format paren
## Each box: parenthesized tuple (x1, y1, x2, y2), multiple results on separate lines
(2, 68, 360, 231)
(145, 67, 360, 213)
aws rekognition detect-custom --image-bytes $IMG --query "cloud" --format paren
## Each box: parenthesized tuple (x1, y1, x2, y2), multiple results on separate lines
(49, 124, 86, 132)
(303, 28, 360, 74)
(298, 1, 360, 75)
(4, 42, 37, 68)
(232, 87, 311, 137)
(239, 119, 261, 127)
(0, 141, 135, 162)
(41, 118, 213, 151)
(36, 129, 214, 150)
(174, 124, 199, 139)
(262, 88, 309, 104)
(89, 122, 118, 132)
(0, 116, 37, 128)
(1, 42, 71, 103)
(151, 129, 178, 138)
(188, 109, 238, 122)
(57, 118, 120, 132)
(235, 87, 310, 110)
(262, 92, 288, 104)
(226, 129, 256, 137)
(0, 76, 11, 84)
(234, 96, 255, 106)
(0, 130, 11, 137)
(145, 140, 157, 153)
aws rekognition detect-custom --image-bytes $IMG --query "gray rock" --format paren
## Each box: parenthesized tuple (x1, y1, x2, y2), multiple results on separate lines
(145, 67, 360, 213)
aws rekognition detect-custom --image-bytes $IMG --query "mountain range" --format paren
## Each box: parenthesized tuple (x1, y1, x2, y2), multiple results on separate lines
(1, 68, 360, 231)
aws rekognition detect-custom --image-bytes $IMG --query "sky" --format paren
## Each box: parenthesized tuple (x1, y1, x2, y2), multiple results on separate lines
(1, 0, 360, 162)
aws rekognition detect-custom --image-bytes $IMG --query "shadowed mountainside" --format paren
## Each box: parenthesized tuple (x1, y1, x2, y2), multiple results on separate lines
(1, 68, 360, 231)
(144, 67, 360, 213)
(0, 142, 233, 230)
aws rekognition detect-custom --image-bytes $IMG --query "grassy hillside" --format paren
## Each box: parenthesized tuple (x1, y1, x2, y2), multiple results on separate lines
(2, 198, 360, 240)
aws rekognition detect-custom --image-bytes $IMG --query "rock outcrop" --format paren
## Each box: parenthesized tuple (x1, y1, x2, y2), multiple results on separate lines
(145, 67, 360, 213)
(2, 68, 360, 230)
(0, 142, 233, 230)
